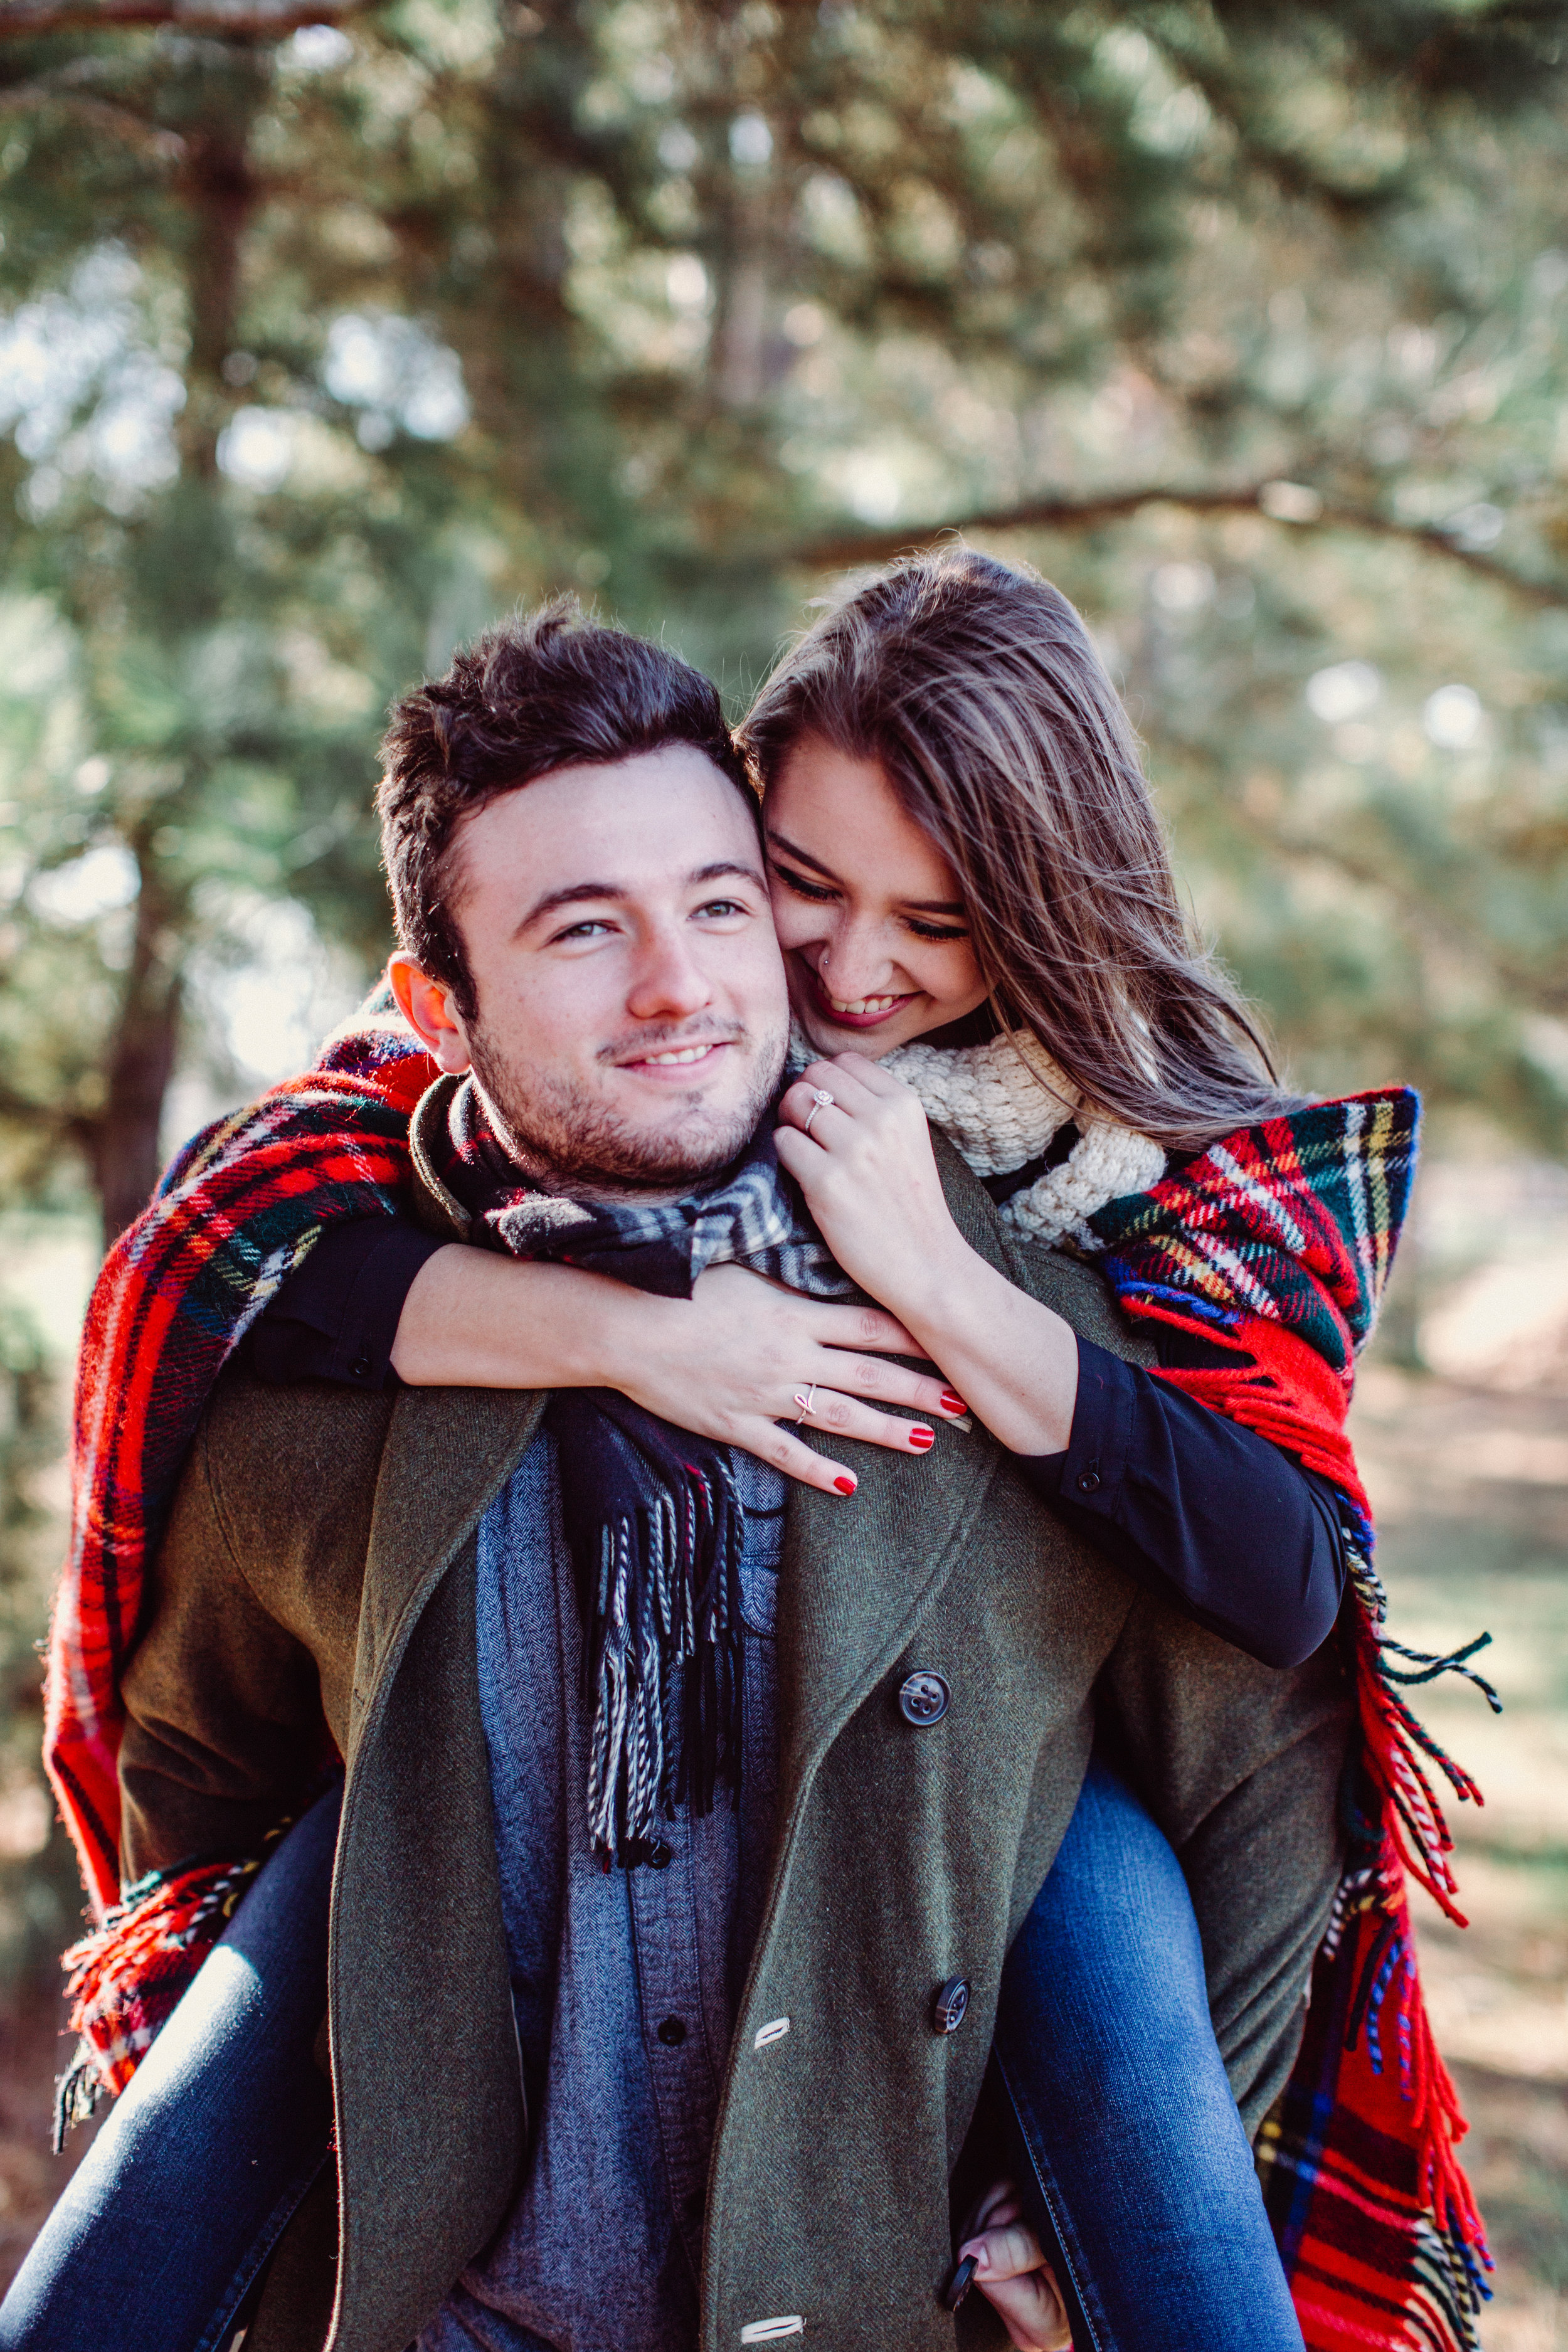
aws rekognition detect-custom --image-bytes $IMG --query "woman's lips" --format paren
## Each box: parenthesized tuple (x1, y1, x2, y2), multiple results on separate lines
(805, 970, 914, 1030)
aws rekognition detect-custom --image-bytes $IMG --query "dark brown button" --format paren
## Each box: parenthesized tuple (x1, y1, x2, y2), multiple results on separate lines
(898, 1671, 950, 1726)
(1076, 1468, 1101, 1494)
(349, 1355, 373, 1380)
(656, 2016, 687, 2047)
(932, 1976, 970, 2035)
(646, 1838, 673, 1869)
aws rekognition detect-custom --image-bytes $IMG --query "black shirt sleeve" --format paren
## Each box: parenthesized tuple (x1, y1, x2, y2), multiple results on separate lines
(1017, 1336, 1345, 1670)
(243, 1219, 447, 1391)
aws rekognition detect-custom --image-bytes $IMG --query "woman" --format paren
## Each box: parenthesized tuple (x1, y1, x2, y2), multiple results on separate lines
(34, 554, 1482, 2352)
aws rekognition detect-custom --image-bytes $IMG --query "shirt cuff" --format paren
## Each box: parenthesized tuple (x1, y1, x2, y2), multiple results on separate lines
(1016, 1338, 1136, 1513)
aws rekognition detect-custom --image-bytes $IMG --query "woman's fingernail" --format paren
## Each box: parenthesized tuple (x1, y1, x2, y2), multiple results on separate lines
(833, 1473, 857, 1495)
(909, 1426, 935, 1449)
(940, 1392, 968, 1415)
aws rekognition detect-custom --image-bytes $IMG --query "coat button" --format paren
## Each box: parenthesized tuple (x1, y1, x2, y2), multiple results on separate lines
(898, 1670, 950, 1726)
(349, 1355, 373, 1380)
(1076, 1466, 1101, 1493)
(656, 2016, 686, 2047)
(931, 1976, 970, 2035)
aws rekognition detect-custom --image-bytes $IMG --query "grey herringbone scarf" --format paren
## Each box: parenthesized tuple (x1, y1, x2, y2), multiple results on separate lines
(423, 1074, 852, 1865)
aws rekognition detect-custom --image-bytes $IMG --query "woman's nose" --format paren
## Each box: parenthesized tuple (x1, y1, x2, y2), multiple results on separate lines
(816, 916, 898, 1004)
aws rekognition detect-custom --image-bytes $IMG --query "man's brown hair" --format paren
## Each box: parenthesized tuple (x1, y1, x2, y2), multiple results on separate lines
(378, 598, 755, 1018)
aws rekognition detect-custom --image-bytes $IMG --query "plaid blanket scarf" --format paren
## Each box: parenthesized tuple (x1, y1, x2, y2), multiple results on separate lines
(46, 1008, 1492, 2350)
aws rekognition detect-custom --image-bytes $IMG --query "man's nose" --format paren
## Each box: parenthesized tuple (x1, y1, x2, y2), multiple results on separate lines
(625, 924, 715, 1022)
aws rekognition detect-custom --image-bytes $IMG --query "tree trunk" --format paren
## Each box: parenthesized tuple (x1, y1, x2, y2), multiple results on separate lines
(91, 852, 186, 1244)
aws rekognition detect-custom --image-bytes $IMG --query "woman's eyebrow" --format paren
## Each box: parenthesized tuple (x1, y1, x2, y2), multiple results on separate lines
(765, 826, 963, 915)
(765, 825, 837, 879)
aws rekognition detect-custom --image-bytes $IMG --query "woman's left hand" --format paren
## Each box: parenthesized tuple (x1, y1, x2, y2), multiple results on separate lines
(775, 1053, 968, 1325)
(776, 1049, 1080, 1458)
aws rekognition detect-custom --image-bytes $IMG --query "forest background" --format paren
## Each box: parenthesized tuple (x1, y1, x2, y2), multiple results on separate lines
(0, 0, 1565, 2333)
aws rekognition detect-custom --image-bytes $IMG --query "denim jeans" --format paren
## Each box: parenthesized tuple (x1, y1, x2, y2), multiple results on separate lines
(992, 1756, 1305, 2352)
(0, 1764, 1301, 2352)
(0, 1783, 341, 2352)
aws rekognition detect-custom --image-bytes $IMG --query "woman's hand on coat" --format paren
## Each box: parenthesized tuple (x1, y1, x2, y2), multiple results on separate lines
(958, 2180, 1073, 2351)
(393, 1248, 966, 1498)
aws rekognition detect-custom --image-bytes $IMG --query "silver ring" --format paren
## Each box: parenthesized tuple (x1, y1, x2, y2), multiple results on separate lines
(802, 1088, 834, 1138)
(793, 1385, 819, 1425)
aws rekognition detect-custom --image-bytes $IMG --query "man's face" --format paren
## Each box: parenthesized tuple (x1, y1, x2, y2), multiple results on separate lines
(394, 746, 790, 1196)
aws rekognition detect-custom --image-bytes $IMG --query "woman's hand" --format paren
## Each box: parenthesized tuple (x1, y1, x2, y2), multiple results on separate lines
(392, 1249, 966, 1498)
(957, 2180, 1072, 2351)
(775, 1053, 968, 1315)
(775, 1052, 1079, 1456)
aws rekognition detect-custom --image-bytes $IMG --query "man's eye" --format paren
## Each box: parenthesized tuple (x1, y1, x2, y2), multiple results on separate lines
(551, 918, 613, 943)
(696, 898, 748, 919)
(771, 864, 837, 903)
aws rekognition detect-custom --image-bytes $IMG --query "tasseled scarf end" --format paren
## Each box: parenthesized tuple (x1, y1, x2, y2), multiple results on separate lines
(53, 1848, 273, 2148)
(551, 1390, 746, 1870)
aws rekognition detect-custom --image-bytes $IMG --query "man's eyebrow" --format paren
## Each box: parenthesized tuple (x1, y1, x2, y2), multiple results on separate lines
(765, 826, 965, 916)
(519, 861, 766, 933)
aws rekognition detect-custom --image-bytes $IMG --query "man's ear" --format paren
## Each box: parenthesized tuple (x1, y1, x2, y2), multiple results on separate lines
(388, 953, 474, 1075)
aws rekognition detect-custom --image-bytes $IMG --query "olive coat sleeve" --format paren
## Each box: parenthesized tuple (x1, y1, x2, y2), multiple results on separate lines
(116, 1411, 334, 1888)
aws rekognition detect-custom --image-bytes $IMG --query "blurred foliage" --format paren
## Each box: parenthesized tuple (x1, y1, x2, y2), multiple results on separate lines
(0, 1294, 85, 1979)
(0, 0, 1564, 1245)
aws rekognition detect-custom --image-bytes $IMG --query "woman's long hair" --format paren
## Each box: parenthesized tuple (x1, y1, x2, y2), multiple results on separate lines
(741, 546, 1298, 1152)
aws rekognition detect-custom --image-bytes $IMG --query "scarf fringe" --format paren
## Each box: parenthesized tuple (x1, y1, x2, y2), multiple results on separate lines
(556, 1396, 746, 1868)
(53, 1850, 270, 2148)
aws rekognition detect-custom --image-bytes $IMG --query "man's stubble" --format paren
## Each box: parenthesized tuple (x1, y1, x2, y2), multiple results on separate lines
(465, 1014, 790, 1200)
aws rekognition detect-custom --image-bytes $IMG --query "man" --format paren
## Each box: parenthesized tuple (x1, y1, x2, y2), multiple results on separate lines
(27, 609, 1348, 2352)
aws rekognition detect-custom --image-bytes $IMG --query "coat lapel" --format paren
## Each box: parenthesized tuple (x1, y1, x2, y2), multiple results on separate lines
(775, 1136, 1017, 1806)
(346, 1382, 546, 1756)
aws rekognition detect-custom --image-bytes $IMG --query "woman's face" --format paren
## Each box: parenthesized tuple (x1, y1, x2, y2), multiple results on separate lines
(765, 734, 990, 1057)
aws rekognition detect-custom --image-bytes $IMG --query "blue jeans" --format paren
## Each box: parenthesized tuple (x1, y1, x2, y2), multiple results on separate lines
(0, 1766, 1300, 2352)
(992, 1757, 1304, 2352)
(0, 1783, 341, 2352)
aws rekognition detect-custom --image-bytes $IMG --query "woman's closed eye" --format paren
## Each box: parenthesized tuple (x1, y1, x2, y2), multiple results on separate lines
(770, 859, 968, 944)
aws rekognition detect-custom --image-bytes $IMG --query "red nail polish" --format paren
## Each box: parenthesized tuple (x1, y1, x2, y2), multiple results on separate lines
(940, 1392, 968, 1415)
(909, 1426, 935, 1449)
(833, 1474, 857, 1495)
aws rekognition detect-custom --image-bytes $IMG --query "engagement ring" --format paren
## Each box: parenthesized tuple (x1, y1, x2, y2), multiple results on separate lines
(802, 1088, 835, 1137)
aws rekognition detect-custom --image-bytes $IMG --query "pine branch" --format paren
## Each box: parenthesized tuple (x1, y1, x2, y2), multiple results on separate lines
(0, 0, 373, 40)
(787, 485, 1568, 613)
(0, 78, 186, 154)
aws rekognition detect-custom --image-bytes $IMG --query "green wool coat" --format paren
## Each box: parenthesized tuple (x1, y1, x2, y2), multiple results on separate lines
(119, 1138, 1353, 2352)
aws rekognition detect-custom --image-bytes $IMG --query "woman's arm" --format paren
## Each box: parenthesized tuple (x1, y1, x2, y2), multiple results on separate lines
(250, 1227, 969, 1500)
(775, 1053, 1344, 1665)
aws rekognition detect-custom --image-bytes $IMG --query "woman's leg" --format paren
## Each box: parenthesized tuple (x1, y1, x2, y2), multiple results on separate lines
(0, 1782, 341, 2352)
(991, 1757, 1304, 2352)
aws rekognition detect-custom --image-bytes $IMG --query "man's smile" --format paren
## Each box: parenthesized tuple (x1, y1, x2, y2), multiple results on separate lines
(613, 1037, 736, 1078)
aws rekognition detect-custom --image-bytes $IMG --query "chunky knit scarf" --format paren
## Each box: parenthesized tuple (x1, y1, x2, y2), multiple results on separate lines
(47, 997, 1492, 2352)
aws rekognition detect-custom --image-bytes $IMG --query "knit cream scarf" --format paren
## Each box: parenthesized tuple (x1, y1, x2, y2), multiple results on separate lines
(790, 1024, 1167, 1253)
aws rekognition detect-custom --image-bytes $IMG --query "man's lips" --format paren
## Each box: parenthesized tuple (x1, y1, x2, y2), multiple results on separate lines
(804, 968, 915, 1030)
(613, 1039, 736, 1078)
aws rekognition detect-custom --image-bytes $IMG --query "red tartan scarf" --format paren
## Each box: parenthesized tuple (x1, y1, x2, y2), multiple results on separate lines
(1089, 1093, 1495, 2352)
(47, 1010, 1492, 2348)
